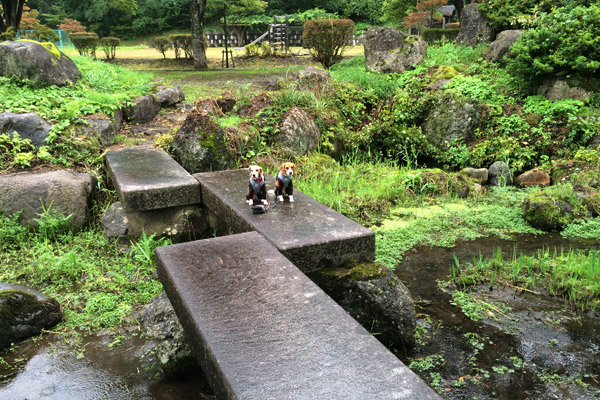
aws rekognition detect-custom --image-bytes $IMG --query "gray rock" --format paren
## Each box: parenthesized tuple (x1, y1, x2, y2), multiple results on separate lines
(310, 261, 416, 349)
(537, 79, 594, 102)
(488, 161, 513, 186)
(591, 135, 600, 148)
(172, 113, 232, 173)
(485, 30, 522, 62)
(456, 3, 495, 46)
(0, 283, 62, 349)
(0, 170, 96, 229)
(291, 67, 331, 88)
(138, 292, 196, 374)
(423, 99, 482, 151)
(74, 113, 119, 146)
(101, 201, 129, 238)
(126, 204, 208, 243)
(364, 26, 427, 74)
(0, 112, 51, 147)
(462, 167, 488, 184)
(0, 40, 80, 87)
(156, 87, 185, 107)
(125, 95, 161, 124)
(274, 107, 320, 157)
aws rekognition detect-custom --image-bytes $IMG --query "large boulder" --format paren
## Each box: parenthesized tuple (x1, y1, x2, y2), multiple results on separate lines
(488, 161, 513, 186)
(310, 261, 416, 349)
(423, 98, 482, 151)
(101, 202, 129, 239)
(364, 26, 427, 74)
(456, 3, 495, 46)
(124, 95, 161, 124)
(274, 107, 320, 157)
(0, 170, 96, 229)
(537, 79, 595, 102)
(172, 113, 232, 173)
(126, 204, 208, 243)
(485, 30, 522, 62)
(0, 40, 80, 87)
(0, 112, 51, 147)
(156, 86, 185, 107)
(0, 283, 62, 349)
(138, 292, 196, 374)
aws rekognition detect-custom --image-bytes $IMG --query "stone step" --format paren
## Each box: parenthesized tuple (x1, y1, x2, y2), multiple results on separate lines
(194, 169, 374, 272)
(105, 145, 200, 212)
(156, 232, 440, 400)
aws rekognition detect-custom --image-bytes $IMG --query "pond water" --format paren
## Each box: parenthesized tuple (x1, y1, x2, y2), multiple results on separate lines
(395, 233, 600, 399)
(1, 233, 598, 399)
(0, 330, 215, 400)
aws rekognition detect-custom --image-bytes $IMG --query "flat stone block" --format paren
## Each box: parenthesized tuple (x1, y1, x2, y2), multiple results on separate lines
(106, 145, 201, 212)
(156, 232, 439, 400)
(194, 169, 374, 272)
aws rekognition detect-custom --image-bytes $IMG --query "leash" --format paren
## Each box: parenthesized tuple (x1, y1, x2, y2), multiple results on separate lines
(251, 198, 271, 214)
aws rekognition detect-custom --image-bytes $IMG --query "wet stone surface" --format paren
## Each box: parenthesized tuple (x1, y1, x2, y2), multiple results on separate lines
(105, 145, 201, 212)
(156, 232, 440, 399)
(194, 169, 375, 272)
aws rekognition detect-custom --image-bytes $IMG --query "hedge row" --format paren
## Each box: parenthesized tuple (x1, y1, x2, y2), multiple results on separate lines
(69, 32, 121, 59)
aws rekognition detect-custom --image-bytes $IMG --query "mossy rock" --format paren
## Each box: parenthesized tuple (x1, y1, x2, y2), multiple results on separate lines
(522, 193, 575, 231)
(0, 286, 62, 349)
(172, 113, 233, 173)
(431, 65, 457, 82)
(311, 260, 387, 286)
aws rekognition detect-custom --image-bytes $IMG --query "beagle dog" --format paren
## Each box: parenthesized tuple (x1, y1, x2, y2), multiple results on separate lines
(275, 162, 296, 202)
(246, 165, 268, 205)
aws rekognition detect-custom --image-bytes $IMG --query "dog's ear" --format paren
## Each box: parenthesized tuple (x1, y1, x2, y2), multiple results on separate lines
(248, 166, 252, 172)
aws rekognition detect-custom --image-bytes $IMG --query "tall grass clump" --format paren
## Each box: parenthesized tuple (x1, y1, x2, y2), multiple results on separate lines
(450, 247, 600, 311)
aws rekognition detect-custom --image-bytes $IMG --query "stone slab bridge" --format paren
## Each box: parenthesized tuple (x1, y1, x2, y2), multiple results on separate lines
(106, 146, 440, 399)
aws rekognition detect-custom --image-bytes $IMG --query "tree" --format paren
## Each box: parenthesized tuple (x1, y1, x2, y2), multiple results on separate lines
(58, 17, 87, 33)
(381, 0, 414, 24)
(0, 0, 27, 34)
(403, 0, 446, 29)
(190, 0, 208, 70)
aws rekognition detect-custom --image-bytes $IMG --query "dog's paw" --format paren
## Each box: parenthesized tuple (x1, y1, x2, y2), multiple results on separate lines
(267, 190, 275, 194)
(288, 195, 294, 203)
(277, 195, 284, 202)
(262, 199, 268, 205)
(246, 199, 253, 205)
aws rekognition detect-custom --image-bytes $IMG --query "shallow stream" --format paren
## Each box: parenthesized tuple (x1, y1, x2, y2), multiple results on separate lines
(1, 234, 598, 399)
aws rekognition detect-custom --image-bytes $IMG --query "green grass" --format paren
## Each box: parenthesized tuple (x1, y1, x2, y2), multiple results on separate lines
(0, 57, 151, 125)
(0, 212, 168, 332)
(450, 246, 600, 311)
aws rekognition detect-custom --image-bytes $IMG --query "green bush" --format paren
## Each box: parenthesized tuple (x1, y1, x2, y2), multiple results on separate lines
(303, 18, 355, 69)
(153, 36, 171, 58)
(100, 37, 120, 59)
(0, 212, 29, 251)
(507, 5, 600, 86)
(422, 28, 460, 44)
(69, 32, 99, 58)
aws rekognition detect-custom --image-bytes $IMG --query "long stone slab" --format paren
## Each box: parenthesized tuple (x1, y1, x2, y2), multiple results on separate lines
(194, 169, 374, 272)
(156, 232, 440, 400)
(105, 145, 201, 212)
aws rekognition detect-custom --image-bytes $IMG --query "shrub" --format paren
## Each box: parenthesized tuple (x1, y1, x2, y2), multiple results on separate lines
(507, 5, 600, 87)
(100, 37, 120, 59)
(422, 28, 460, 44)
(153, 36, 171, 58)
(303, 19, 355, 69)
(245, 43, 260, 57)
(69, 32, 99, 58)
